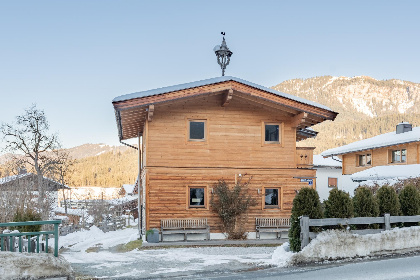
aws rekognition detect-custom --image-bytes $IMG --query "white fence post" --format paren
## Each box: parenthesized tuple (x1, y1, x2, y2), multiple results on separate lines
(384, 213, 391, 231)
(300, 216, 310, 249)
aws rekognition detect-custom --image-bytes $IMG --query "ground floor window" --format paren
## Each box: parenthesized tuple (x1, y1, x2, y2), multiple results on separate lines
(264, 188, 280, 208)
(328, 177, 338, 188)
(188, 186, 206, 208)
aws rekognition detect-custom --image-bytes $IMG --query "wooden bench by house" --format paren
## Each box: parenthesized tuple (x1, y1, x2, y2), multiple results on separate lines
(161, 218, 210, 242)
(256, 217, 290, 239)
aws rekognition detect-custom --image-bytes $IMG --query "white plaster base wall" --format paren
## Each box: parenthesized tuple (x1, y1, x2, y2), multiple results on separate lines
(316, 168, 358, 201)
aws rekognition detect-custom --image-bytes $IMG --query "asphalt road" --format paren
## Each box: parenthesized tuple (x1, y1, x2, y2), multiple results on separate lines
(194, 254, 420, 280)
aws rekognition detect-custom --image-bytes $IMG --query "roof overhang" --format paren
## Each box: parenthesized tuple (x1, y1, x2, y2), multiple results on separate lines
(112, 77, 338, 141)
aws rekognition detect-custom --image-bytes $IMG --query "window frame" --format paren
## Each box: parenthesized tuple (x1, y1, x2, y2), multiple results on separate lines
(261, 122, 283, 146)
(391, 148, 407, 163)
(187, 119, 207, 143)
(263, 187, 281, 209)
(357, 153, 372, 167)
(328, 177, 338, 188)
(186, 185, 208, 210)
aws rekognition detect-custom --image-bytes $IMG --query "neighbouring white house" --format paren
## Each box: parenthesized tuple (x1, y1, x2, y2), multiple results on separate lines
(321, 122, 420, 189)
(313, 154, 357, 201)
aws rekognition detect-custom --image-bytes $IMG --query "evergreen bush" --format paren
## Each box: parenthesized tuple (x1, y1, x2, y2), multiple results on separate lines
(324, 189, 353, 219)
(353, 187, 379, 229)
(353, 187, 379, 217)
(375, 185, 400, 216)
(12, 208, 42, 232)
(399, 184, 420, 216)
(289, 187, 323, 252)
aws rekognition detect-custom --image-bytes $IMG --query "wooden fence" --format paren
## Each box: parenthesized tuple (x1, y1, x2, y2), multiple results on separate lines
(0, 220, 61, 257)
(300, 214, 420, 249)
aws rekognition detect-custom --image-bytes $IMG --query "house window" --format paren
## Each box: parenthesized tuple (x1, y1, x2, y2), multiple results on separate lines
(357, 154, 371, 166)
(263, 123, 281, 144)
(391, 149, 406, 163)
(264, 188, 280, 208)
(189, 187, 206, 208)
(328, 177, 338, 188)
(189, 120, 206, 141)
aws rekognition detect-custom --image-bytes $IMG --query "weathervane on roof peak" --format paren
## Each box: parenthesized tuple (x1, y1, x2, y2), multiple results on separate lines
(214, 32, 233, 76)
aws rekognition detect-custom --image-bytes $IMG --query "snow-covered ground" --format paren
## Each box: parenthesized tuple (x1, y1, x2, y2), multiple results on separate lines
(59, 227, 276, 278)
(56, 226, 420, 278)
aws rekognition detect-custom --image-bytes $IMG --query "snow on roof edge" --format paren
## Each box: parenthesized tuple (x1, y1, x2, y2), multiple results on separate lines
(112, 76, 334, 112)
(313, 154, 342, 167)
(321, 127, 420, 157)
(350, 164, 420, 182)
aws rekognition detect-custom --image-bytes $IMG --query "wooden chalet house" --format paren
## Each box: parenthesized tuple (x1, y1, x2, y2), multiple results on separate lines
(321, 122, 420, 184)
(112, 76, 337, 239)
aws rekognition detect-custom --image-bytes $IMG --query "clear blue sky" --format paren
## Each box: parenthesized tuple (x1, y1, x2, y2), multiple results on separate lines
(1, 0, 419, 150)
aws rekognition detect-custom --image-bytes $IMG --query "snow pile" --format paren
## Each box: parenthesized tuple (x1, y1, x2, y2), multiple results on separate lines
(271, 243, 294, 267)
(0, 252, 73, 280)
(59, 226, 138, 252)
(271, 227, 420, 267)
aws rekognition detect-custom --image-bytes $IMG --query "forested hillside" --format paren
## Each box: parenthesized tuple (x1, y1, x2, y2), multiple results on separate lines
(67, 148, 138, 187)
(0, 145, 138, 188)
(272, 76, 420, 153)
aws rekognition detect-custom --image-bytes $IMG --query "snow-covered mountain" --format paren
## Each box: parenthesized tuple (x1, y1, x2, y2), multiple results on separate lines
(272, 76, 420, 153)
(273, 76, 420, 119)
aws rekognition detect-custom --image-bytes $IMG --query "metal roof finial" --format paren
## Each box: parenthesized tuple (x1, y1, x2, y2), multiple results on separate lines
(213, 32, 233, 76)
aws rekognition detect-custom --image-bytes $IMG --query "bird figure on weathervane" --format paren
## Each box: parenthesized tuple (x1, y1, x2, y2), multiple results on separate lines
(214, 32, 233, 76)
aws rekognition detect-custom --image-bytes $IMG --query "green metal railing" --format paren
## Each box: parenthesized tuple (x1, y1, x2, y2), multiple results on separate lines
(0, 220, 61, 257)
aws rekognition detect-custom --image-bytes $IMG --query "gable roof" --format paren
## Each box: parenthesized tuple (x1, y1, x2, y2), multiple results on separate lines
(113, 76, 338, 141)
(113, 76, 333, 111)
(0, 173, 69, 191)
(321, 126, 420, 157)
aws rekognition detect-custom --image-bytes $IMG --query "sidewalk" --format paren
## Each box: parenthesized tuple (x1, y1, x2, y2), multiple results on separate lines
(141, 238, 288, 248)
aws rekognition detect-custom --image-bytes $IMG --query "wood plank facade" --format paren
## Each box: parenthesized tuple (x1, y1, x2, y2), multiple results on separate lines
(341, 142, 420, 175)
(112, 77, 337, 238)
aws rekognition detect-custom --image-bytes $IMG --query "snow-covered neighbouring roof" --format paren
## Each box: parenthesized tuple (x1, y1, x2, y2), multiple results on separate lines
(122, 184, 135, 194)
(108, 195, 138, 206)
(112, 76, 333, 111)
(313, 155, 342, 168)
(321, 126, 420, 157)
(350, 164, 420, 182)
(0, 173, 69, 190)
(0, 173, 30, 184)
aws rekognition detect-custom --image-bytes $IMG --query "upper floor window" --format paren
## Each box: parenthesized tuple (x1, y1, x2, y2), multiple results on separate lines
(263, 123, 281, 144)
(188, 120, 206, 141)
(391, 149, 406, 163)
(358, 153, 371, 166)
